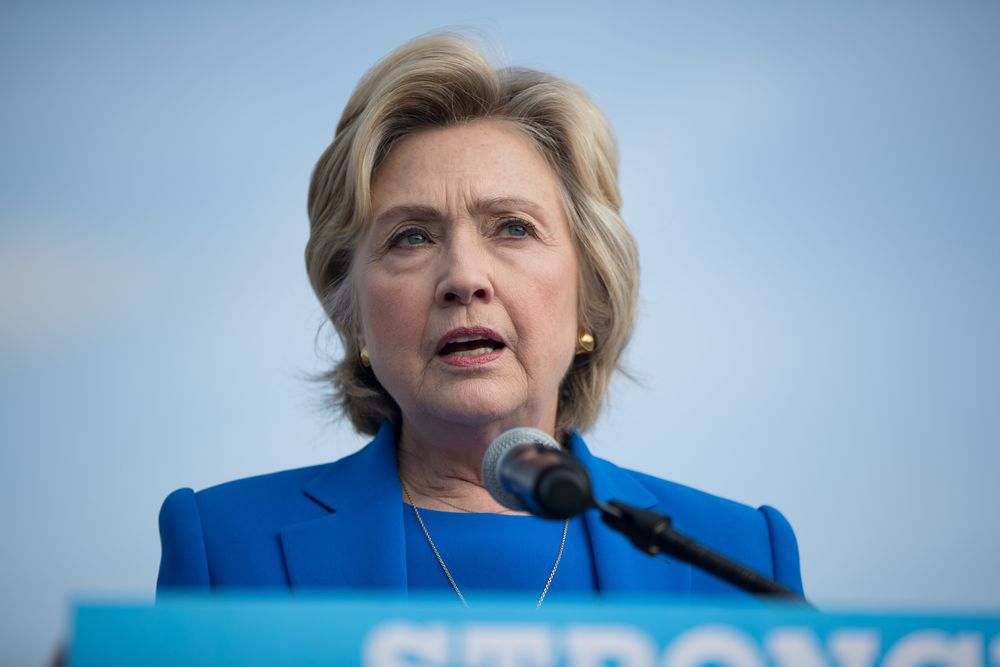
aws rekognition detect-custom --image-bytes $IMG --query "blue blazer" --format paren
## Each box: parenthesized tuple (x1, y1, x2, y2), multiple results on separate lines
(157, 422, 803, 598)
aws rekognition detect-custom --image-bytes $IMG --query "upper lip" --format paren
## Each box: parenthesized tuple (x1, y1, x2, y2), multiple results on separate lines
(435, 326, 505, 354)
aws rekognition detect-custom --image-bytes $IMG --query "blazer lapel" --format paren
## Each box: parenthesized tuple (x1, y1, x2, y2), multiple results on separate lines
(280, 422, 408, 592)
(280, 424, 690, 597)
(567, 432, 692, 598)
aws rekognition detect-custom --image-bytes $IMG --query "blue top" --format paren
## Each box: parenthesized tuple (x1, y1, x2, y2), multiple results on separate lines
(402, 507, 597, 600)
(157, 422, 804, 599)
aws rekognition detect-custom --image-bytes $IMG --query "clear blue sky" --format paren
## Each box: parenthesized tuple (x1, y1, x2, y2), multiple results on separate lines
(1, 2, 998, 663)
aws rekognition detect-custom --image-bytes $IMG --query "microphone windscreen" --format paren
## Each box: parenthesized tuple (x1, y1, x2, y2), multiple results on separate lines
(482, 427, 561, 511)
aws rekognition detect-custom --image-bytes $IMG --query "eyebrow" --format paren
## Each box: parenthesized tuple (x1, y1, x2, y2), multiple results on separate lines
(373, 197, 545, 226)
(372, 205, 443, 227)
(472, 196, 544, 217)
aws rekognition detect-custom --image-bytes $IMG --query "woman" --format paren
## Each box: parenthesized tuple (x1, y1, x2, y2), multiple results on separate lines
(157, 34, 803, 604)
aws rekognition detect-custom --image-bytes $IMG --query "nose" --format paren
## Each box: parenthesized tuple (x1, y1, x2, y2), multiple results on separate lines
(434, 234, 494, 306)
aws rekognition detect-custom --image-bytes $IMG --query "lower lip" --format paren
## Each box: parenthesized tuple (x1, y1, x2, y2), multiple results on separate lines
(437, 348, 504, 367)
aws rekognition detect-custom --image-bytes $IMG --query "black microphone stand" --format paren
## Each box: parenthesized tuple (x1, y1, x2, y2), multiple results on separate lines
(485, 437, 811, 605)
(596, 499, 812, 605)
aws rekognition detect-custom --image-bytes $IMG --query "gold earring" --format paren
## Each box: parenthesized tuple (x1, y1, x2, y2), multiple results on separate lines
(577, 330, 595, 354)
(360, 347, 371, 367)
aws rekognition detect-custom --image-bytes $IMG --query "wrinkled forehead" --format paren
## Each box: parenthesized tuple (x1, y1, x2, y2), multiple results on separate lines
(365, 120, 575, 232)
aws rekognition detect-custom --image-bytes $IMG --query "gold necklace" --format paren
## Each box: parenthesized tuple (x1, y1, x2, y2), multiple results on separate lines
(400, 478, 568, 608)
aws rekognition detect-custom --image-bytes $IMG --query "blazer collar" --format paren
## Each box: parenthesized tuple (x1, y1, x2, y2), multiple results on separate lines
(567, 431, 692, 597)
(280, 423, 690, 597)
(280, 422, 408, 591)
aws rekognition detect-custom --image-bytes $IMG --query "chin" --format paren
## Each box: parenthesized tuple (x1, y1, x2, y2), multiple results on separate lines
(423, 402, 514, 428)
(417, 389, 528, 430)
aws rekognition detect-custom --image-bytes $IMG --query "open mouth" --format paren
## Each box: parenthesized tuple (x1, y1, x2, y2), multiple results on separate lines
(436, 328, 506, 358)
(438, 335, 505, 357)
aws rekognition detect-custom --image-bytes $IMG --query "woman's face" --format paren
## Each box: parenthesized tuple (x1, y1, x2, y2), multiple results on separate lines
(353, 120, 580, 435)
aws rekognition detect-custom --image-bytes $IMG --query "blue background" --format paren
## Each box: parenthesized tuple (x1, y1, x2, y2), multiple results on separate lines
(1, 2, 998, 664)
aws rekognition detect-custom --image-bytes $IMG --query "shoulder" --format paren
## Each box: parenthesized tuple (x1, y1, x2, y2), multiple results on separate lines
(189, 462, 333, 514)
(171, 422, 398, 521)
(573, 435, 773, 532)
(157, 428, 395, 592)
(602, 463, 773, 538)
(157, 463, 337, 591)
(621, 467, 762, 524)
(160, 461, 336, 530)
(587, 454, 804, 595)
(161, 442, 381, 537)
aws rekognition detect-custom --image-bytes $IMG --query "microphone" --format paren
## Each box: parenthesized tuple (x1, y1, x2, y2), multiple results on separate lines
(482, 427, 595, 519)
(483, 429, 811, 604)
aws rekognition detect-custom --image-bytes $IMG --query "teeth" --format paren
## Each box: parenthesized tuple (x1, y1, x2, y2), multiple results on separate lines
(450, 335, 489, 344)
(451, 347, 495, 357)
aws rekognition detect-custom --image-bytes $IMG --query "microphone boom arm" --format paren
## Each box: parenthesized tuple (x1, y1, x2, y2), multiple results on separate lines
(481, 427, 810, 605)
(597, 500, 811, 605)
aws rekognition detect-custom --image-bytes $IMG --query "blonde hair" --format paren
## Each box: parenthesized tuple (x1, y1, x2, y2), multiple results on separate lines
(305, 33, 639, 436)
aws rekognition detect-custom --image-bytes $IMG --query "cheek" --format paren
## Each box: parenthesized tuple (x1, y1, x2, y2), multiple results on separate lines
(355, 280, 428, 400)
(542, 250, 581, 321)
(355, 270, 422, 353)
(362, 288, 442, 410)
(514, 263, 580, 361)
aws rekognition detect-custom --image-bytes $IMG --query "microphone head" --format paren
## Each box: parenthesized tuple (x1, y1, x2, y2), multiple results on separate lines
(482, 427, 561, 512)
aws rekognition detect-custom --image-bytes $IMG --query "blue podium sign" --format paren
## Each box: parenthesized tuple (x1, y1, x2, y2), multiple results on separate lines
(70, 595, 1000, 666)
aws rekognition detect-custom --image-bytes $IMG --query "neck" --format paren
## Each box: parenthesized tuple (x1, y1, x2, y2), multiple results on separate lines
(396, 417, 557, 514)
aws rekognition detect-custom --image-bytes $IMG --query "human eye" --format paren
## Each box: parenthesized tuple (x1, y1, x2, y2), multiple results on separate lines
(498, 218, 536, 238)
(388, 227, 431, 248)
